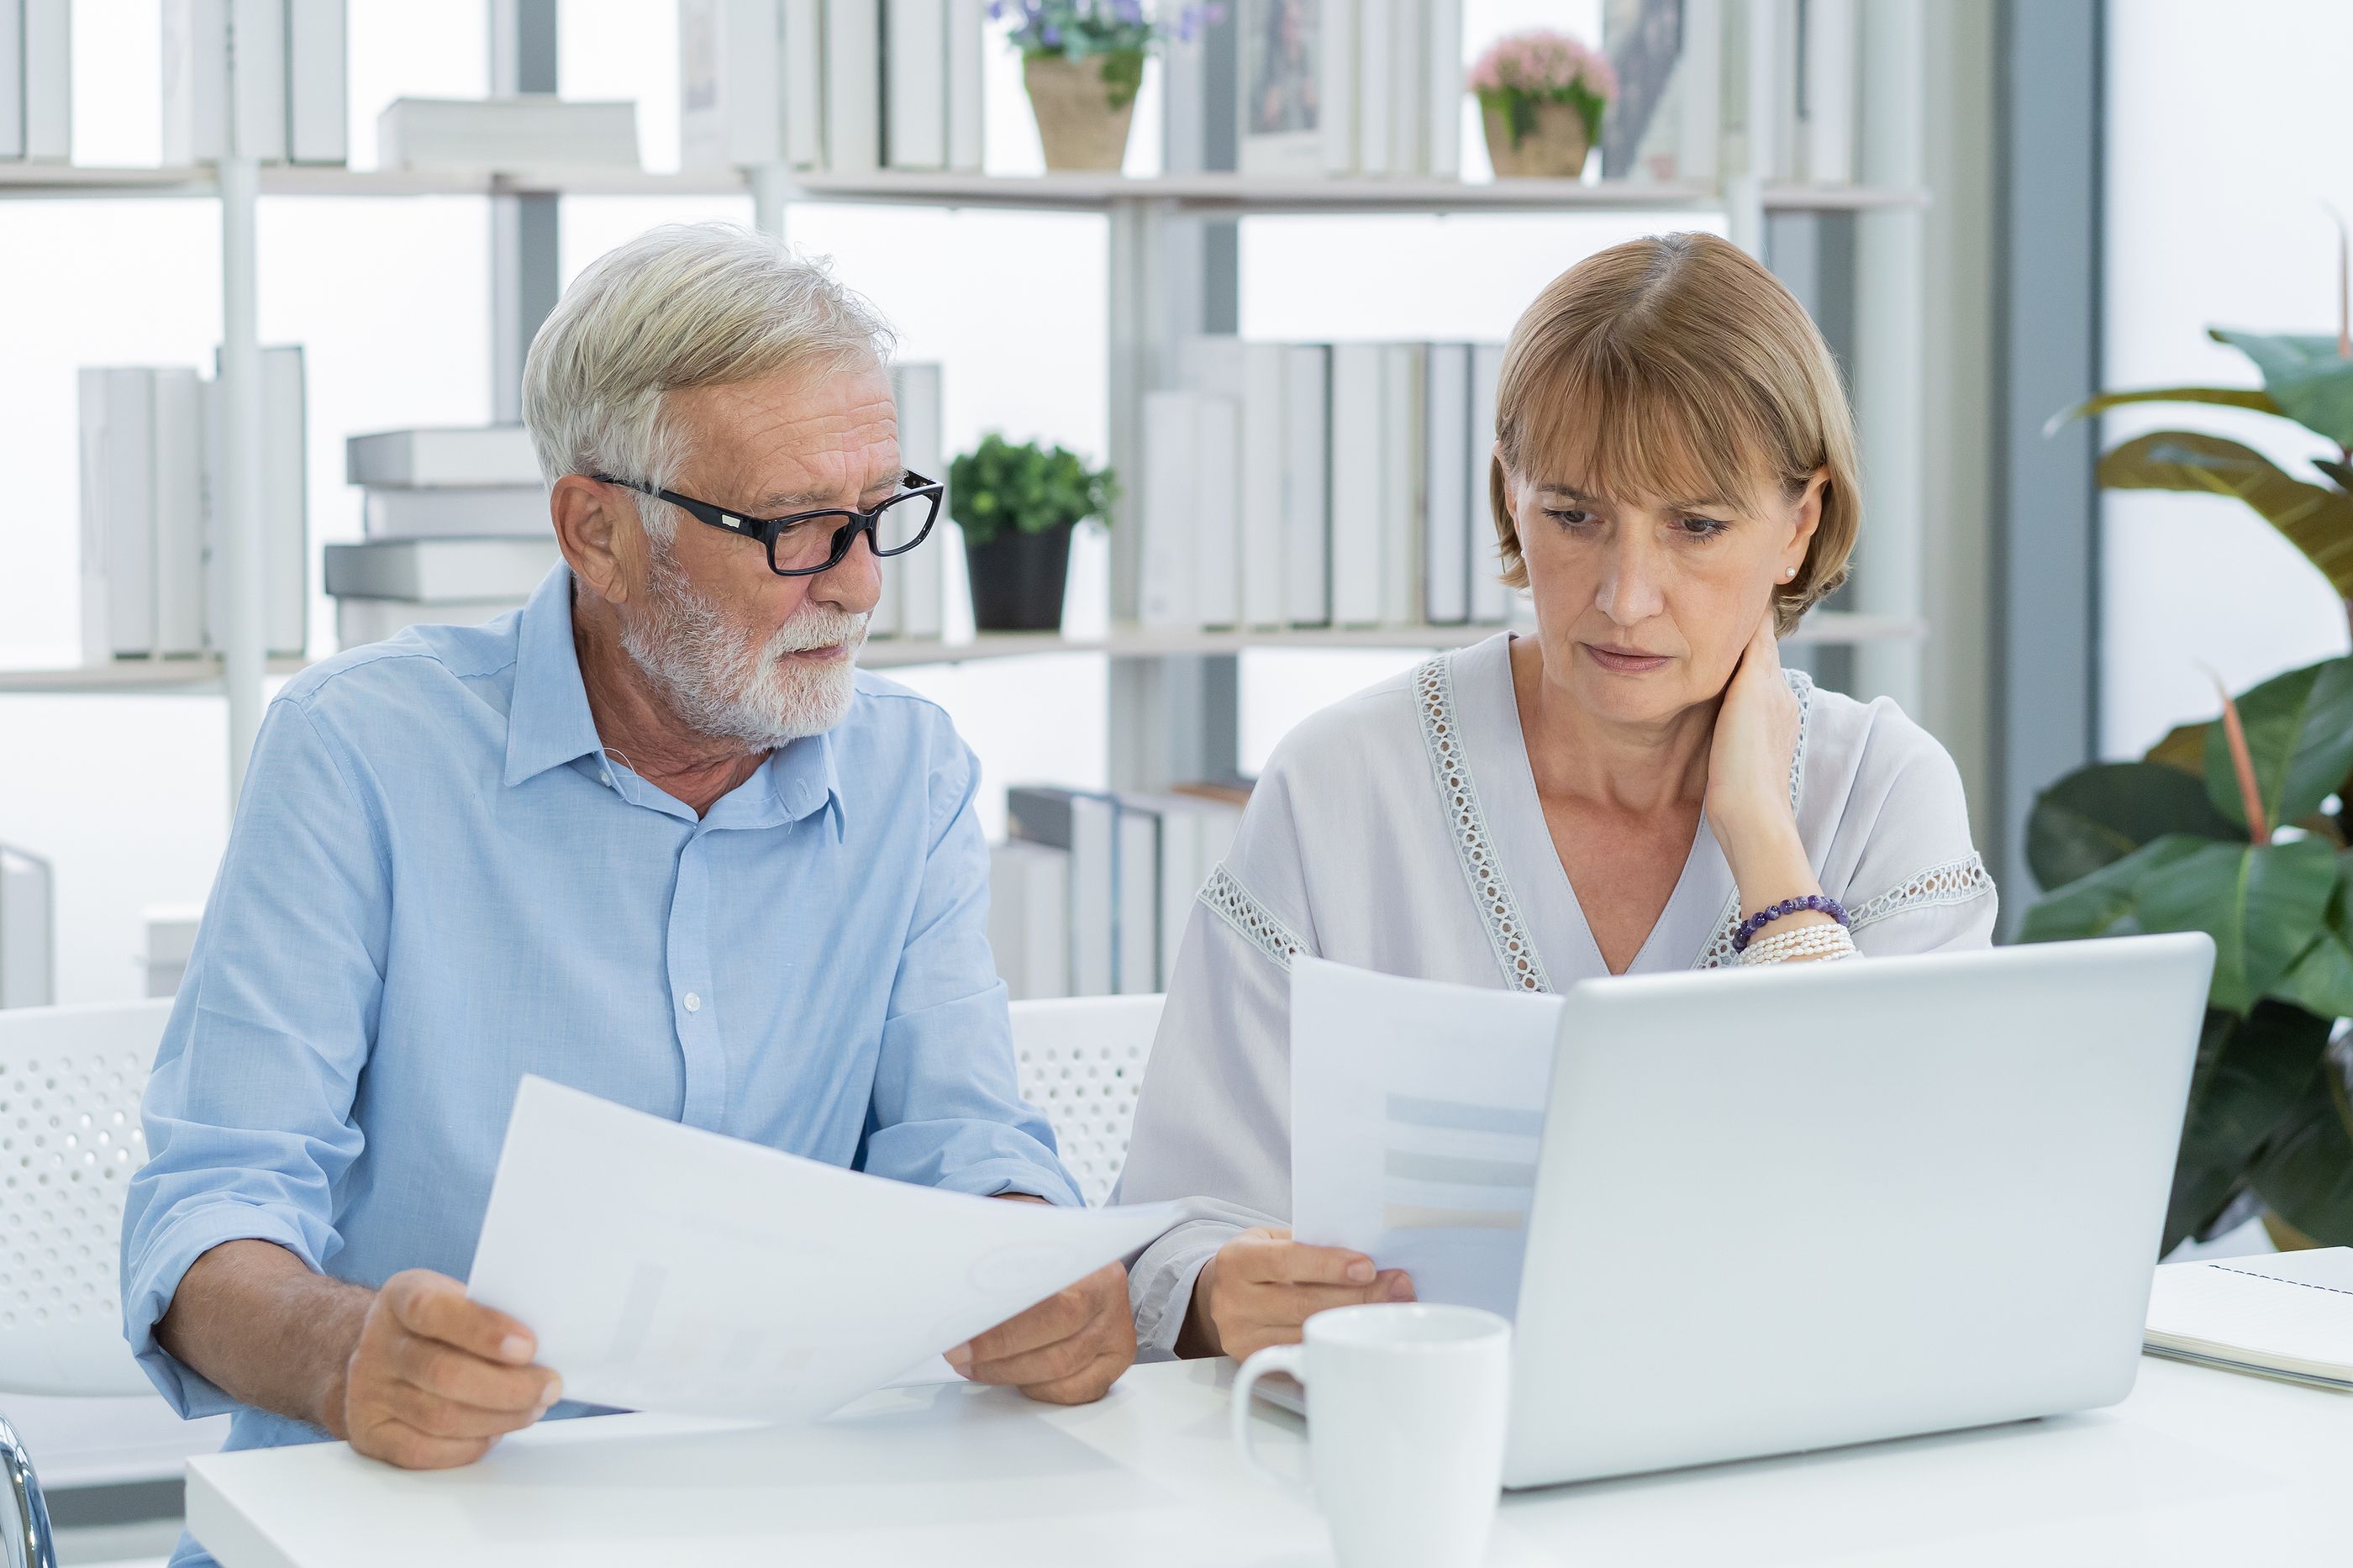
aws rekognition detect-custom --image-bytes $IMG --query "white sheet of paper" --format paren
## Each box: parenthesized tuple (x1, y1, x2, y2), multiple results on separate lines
(466, 1076, 1186, 1421)
(1289, 955, 1566, 1319)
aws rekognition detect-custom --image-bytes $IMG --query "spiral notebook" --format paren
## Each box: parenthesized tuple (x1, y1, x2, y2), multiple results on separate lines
(2143, 1248, 2353, 1389)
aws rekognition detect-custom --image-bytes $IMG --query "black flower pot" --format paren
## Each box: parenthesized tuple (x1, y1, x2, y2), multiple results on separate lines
(962, 522, 1073, 632)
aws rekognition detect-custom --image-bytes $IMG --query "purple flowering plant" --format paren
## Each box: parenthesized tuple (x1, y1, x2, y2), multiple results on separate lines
(990, 1, 1225, 111)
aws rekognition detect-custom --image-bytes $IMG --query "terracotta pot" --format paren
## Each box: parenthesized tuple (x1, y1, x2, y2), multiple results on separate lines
(1481, 97, 1592, 179)
(1023, 51, 1141, 173)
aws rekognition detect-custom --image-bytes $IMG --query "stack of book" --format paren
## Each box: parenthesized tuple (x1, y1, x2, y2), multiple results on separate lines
(376, 97, 640, 171)
(992, 784, 1248, 1000)
(329, 427, 553, 649)
(0, 841, 53, 1010)
(77, 350, 308, 663)
(1140, 335, 1510, 634)
(1236, 0, 1464, 178)
(161, 0, 348, 165)
(1603, 0, 1859, 187)
(678, 0, 984, 176)
(1, 0, 69, 162)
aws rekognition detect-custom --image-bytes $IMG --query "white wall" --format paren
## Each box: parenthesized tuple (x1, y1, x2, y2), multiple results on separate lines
(2101, 0, 2353, 760)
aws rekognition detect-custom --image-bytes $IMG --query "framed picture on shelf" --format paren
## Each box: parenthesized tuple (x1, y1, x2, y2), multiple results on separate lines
(1238, 0, 1338, 176)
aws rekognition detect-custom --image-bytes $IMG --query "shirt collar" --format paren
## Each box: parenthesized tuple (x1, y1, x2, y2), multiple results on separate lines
(502, 564, 850, 839)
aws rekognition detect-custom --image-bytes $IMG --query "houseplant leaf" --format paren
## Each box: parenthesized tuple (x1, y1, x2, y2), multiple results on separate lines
(2200, 656, 2353, 830)
(2131, 836, 2339, 1012)
(2098, 431, 2353, 598)
(2018, 834, 2207, 944)
(2024, 762, 2237, 892)
(2167, 1002, 2335, 1250)
(2145, 720, 2210, 777)
(2042, 385, 2283, 438)
(2274, 854, 2353, 1018)
(2250, 1045, 2353, 1244)
(2209, 329, 2353, 450)
(2319, 458, 2353, 492)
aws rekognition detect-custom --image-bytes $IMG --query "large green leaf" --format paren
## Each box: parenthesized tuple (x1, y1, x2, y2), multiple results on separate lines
(2024, 762, 2239, 892)
(2274, 853, 2353, 1018)
(2200, 656, 2353, 831)
(2133, 836, 2339, 1011)
(2044, 385, 2285, 439)
(2100, 430, 2353, 598)
(2144, 720, 2210, 778)
(2209, 329, 2353, 450)
(2166, 1002, 2335, 1250)
(2018, 834, 2205, 944)
(2250, 1047, 2353, 1244)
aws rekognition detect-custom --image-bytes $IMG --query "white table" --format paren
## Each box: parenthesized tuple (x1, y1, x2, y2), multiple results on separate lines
(187, 1355, 2352, 1567)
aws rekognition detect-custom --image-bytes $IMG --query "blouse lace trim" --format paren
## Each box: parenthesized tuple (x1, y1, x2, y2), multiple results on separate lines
(1695, 670, 1815, 970)
(1413, 654, 1553, 993)
(1848, 853, 1997, 932)
(1199, 863, 1312, 972)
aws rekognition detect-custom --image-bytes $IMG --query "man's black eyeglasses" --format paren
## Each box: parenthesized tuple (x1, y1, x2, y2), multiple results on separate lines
(593, 471, 944, 578)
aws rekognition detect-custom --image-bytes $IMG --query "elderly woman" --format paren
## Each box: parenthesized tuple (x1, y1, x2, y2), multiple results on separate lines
(1117, 232, 1997, 1363)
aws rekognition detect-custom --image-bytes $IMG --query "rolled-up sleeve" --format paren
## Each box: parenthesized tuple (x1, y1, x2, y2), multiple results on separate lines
(122, 696, 389, 1417)
(860, 726, 1081, 1208)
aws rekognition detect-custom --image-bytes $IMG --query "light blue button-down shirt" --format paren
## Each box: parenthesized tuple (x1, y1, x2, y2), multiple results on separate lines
(124, 565, 1077, 1477)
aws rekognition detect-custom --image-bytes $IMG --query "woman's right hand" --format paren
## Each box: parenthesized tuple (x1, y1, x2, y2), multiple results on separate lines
(1179, 1226, 1415, 1360)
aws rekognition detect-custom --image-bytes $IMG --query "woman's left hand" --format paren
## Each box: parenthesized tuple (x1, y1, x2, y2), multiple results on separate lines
(1703, 610, 1807, 885)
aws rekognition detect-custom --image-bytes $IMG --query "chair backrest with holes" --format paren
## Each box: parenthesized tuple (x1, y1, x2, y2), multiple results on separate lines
(1009, 994, 1163, 1207)
(0, 1001, 170, 1397)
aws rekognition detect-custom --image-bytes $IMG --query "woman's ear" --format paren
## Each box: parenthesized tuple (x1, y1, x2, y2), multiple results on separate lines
(1492, 443, 1514, 520)
(1785, 466, 1829, 573)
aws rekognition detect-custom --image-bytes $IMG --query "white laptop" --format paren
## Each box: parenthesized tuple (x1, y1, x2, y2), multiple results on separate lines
(1267, 934, 2215, 1489)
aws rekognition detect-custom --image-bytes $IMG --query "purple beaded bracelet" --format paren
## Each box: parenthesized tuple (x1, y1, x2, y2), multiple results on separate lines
(1730, 894, 1850, 955)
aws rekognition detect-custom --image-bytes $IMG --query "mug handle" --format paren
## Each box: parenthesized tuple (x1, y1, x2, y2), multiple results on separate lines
(1230, 1344, 1310, 1496)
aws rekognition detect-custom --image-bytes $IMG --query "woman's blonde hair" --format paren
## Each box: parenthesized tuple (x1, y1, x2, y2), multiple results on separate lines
(1487, 231, 1860, 636)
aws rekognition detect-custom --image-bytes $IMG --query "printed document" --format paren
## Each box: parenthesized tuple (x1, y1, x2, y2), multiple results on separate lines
(466, 1076, 1186, 1421)
(1289, 956, 1565, 1319)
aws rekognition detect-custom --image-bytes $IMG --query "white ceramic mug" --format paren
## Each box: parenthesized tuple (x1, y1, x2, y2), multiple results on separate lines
(1230, 1302, 1513, 1568)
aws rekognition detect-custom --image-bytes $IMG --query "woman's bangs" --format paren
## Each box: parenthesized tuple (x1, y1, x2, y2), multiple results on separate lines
(1514, 349, 1773, 516)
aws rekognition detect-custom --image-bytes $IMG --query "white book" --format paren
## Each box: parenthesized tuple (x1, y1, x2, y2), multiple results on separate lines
(1140, 390, 1201, 630)
(945, 0, 982, 171)
(1378, 342, 1424, 627)
(2145, 1250, 2353, 1389)
(160, 0, 231, 165)
(336, 596, 526, 649)
(1327, 343, 1382, 626)
(1240, 344, 1288, 629)
(1384, 0, 1421, 176)
(1113, 807, 1159, 995)
(1467, 342, 1507, 624)
(1680, 0, 1723, 182)
(79, 368, 156, 662)
(376, 97, 641, 171)
(150, 368, 207, 658)
(1799, 0, 1856, 184)
(0, 1, 21, 160)
(882, 0, 946, 171)
(1423, 0, 1459, 179)
(143, 904, 203, 999)
(988, 839, 1071, 1001)
(1007, 787, 1117, 997)
(888, 362, 945, 639)
(1354, 0, 1390, 176)
(680, 0, 784, 170)
(17, 0, 68, 160)
(781, 0, 825, 168)
(346, 425, 542, 487)
(229, 0, 286, 160)
(1422, 343, 1470, 625)
(261, 345, 308, 656)
(324, 536, 558, 602)
(364, 486, 550, 539)
(1196, 394, 1242, 629)
(1282, 344, 1331, 626)
(1320, 0, 1355, 175)
(1119, 792, 1242, 986)
(822, 0, 882, 174)
(285, 0, 346, 164)
(0, 843, 54, 1010)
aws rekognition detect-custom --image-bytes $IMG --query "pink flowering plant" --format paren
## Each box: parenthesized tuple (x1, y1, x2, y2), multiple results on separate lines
(1467, 29, 1618, 149)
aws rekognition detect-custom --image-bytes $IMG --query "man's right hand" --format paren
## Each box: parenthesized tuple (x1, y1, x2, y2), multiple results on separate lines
(1181, 1226, 1414, 1361)
(332, 1270, 562, 1469)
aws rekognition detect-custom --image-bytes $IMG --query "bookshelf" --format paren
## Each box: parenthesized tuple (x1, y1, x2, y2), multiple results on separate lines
(3, 0, 1932, 810)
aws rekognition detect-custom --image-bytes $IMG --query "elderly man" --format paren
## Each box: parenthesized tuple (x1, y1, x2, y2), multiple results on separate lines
(122, 225, 1132, 1547)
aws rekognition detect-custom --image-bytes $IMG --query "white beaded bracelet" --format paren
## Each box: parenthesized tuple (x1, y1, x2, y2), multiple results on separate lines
(1738, 923, 1858, 966)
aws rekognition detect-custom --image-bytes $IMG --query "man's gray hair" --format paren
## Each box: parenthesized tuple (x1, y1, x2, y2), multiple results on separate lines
(521, 223, 896, 542)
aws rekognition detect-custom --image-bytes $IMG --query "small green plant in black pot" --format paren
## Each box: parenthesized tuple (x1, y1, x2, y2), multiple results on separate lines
(950, 433, 1119, 632)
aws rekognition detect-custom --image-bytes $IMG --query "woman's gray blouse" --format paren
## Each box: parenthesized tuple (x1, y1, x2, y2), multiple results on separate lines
(1114, 632, 1998, 1357)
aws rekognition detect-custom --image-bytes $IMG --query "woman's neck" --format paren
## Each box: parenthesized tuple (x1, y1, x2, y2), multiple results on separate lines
(1508, 634, 1717, 816)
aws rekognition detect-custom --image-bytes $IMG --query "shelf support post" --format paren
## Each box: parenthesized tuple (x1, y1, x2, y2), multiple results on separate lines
(490, 0, 561, 424)
(218, 153, 266, 804)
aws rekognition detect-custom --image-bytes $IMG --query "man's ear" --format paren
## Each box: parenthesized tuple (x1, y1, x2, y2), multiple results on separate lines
(550, 475, 641, 606)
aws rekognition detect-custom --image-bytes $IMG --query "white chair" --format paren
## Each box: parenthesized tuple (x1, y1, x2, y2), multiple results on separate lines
(1009, 995, 1163, 1207)
(0, 1000, 172, 1568)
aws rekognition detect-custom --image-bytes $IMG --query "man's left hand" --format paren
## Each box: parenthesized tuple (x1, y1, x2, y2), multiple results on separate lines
(946, 1257, 1137, 1405)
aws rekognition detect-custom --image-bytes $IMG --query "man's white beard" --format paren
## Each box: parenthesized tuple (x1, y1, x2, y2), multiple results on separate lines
(619, 546, 867, 749)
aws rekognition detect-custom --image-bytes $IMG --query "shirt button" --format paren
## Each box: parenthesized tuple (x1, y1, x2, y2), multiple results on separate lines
(683, 992, 702, 1013)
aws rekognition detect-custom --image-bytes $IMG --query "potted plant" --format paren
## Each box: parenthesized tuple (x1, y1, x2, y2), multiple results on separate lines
(993, 1, 1225, 173)
(1467, 28, 1617, 180)
(950, 433, 1119, 632)
(2025, 245, 2353, 1255)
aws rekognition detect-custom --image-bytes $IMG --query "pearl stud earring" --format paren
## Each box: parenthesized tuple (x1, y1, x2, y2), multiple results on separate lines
(1782, 566, 1797, 581)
